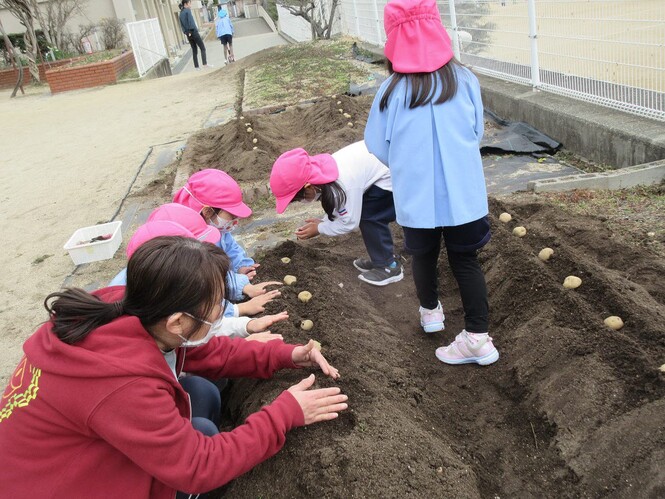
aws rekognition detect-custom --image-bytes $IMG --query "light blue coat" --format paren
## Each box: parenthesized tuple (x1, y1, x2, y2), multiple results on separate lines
(215, 13, 234, 37)
(364, 65, 488, 228)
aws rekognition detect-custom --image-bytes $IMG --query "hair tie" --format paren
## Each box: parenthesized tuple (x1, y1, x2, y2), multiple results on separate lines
(113, 301, 124, 316)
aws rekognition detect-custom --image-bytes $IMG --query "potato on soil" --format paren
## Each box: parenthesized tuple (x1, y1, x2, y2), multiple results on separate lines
(513, 226, 527, 237)
(499, 212, 512, 223)
(247, 127, 253, 133)
(298, 291, 312, 303)
(604, 316, 624, 330)
(538, 248, 554, 261)
(301, 319, 314, 331)
(252, 138, 258, 144)
(283, 275, 297, 285)
(563, 276, 582, 289)
(312, 340, 322, 351)
(281, 257, 291, 264)
(348, 122, 354, 127)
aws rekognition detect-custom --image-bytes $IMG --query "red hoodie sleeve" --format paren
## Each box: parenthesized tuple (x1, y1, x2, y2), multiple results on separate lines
(88, 378, 305, 493)
(180, 335, 299, 380)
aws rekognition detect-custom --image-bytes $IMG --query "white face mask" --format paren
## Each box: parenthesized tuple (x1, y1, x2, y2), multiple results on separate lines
(301, 187, 321, 203)
(210, 213, 239, 233)
(178, 312, 223, 347)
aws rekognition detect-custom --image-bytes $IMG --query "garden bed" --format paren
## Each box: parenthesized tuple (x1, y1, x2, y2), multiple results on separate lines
(45, 50, 135, 94)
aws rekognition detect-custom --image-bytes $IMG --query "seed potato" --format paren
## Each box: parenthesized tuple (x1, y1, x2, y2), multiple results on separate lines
(301, 319, 314, 331)
(604, 316, 624, 330)
(513, 226, 527, 237)
(538, 248, 554, 261)
(283, 275, 297, 285)
(563, 276, 582, 289)
(281, 257, 291, 264)
(298, 291, 312, 303)
(499, 212, 512, 223)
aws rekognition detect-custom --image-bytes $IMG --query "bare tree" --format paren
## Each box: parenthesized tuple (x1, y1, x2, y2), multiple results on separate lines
(61, 22, 95, 54)
(44, 0, 88, 51)
(277, 0, 339, 40)
(0, 16, 24, 97)
(99, 17, 125, 50)
(0, 0, 40, 82)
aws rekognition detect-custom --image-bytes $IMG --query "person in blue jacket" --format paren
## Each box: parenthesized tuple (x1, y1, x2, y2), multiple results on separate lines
(364, 0, 498, 366)
(215, 8, 235, 64)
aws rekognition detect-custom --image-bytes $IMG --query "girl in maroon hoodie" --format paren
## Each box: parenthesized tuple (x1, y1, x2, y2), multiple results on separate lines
(0, 236, 347, 498)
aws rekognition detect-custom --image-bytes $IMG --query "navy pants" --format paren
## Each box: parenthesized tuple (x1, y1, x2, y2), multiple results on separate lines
(403, 216, 491, 332)
(359, 185, 396, 267)
(176, 376, 221, 499)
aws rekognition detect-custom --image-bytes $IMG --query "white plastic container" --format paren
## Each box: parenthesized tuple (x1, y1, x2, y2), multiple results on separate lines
(63, 221, 123, 265)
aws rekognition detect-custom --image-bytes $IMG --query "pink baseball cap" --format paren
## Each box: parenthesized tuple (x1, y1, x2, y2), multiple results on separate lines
(147, 203, 221, 245)
(270, 148, 339, 214)
(126, 221, 194, 259)
(384, 0, 453, 73)
(173, 169, 252, 218)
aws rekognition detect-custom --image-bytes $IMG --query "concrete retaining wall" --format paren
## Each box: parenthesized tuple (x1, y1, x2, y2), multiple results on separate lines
(478, 74, 665, 168)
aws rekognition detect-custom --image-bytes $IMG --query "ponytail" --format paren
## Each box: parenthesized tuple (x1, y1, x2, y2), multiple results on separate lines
(44, 289, 124, 345)
(320, 181, 347, 222)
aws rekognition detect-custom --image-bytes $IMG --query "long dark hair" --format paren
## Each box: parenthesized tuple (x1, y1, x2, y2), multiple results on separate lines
(44, 237, 230, 345)
(379, 58, 462, 112)
(292, 181, 347, 222)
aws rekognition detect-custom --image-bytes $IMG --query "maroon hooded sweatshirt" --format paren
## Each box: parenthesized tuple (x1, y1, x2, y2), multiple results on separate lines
(0, 287, 304, 498)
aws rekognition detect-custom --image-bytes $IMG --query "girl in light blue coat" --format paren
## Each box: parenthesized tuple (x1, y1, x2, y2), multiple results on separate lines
(364, 0, 498, 366)
(215, 8, 235, 64)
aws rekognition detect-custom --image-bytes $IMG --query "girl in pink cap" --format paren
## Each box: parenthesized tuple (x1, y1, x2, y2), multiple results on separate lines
(270, 141, 403, 286)
(173, 169, 281, 303)
(364, 0, 498, 365)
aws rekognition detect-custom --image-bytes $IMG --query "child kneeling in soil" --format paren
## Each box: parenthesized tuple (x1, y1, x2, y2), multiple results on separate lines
(364, 0, 498, 365)
(0, 236, 346, 498)
(174, 169, 279, 301)
(111, 215, 287, 342)
(270, 140, 403, 286)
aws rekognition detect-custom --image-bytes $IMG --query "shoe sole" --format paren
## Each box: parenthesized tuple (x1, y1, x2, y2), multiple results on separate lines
(357, 270, 404, 286)
(421, 322, 445, 333)
(435, 349, 499, 366)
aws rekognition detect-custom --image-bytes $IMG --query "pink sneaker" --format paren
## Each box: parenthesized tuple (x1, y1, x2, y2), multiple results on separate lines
(419, 302, 445, 333)
(435, 330, 499, 365)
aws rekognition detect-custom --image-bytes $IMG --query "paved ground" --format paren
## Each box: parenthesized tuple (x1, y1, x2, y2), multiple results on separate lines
(0, 21, 286, 386)
(178, 18, 286, 74)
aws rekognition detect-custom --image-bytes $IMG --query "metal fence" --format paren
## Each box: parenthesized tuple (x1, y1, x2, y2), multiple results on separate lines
(336, 0, 665, 121)
(126, 18, 168, 78)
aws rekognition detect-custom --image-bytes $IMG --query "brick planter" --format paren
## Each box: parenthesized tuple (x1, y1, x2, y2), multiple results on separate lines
(0, 59, 76, 89)
(45, 51, 136, 94)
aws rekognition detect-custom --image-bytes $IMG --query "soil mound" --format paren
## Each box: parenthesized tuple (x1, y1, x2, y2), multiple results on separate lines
(180, 95, 373, 183)
(218, 200, 665, 498)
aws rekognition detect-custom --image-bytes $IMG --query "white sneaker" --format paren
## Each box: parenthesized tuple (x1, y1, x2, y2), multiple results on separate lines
(419, 302, 445, 333)
(435, 330, 499, 366)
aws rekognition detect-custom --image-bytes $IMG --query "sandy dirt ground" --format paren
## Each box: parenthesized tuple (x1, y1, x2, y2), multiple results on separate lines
(0, 68, 238, 386)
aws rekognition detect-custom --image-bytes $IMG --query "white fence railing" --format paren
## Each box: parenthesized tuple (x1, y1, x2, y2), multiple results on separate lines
(333, 0, 665, 121)
(126, 18, 168, 78)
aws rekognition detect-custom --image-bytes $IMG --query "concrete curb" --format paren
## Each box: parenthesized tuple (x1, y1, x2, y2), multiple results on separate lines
(528, 159, 665, 192)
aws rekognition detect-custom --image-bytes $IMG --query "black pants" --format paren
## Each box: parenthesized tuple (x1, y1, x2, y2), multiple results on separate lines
(403, 217, 491, 332)
(187, 30, 207, 68)
(359, 185, 396, 267)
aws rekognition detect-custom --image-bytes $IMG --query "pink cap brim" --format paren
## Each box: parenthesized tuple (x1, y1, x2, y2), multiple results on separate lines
(275, 193, 297, 214)
(196, 225, 221, 245)
(223, 201, 252, 218)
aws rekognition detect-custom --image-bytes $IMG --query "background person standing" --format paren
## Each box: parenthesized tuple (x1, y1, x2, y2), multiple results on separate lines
(179, 0, 211, 70)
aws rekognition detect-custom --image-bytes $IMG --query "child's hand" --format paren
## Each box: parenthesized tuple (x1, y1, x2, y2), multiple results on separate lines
(243, 281, 281, 298)
(295, 219, 320, 240)
(291, 340, 340, 379)
(247, 311, 289, 333)
(245, 332, 283, 343)
(287, 374, 348, 425)
(238, 263, 260, 280)
(237, 289, 281, 316)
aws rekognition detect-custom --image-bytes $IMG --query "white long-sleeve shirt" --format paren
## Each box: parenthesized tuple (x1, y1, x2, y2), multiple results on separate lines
(317, 141, 392, 237)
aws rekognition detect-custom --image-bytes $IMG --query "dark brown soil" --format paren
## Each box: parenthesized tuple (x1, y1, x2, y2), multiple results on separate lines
(176, 86, 665, 498)
(215, 199, 665, 498)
